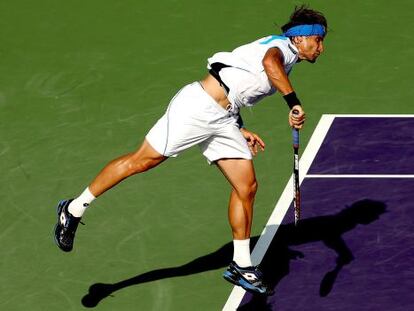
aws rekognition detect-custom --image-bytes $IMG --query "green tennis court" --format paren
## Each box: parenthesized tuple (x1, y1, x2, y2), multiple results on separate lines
(1, 1, 413, 310)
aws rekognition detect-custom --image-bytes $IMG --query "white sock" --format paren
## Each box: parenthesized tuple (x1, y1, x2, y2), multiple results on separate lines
(68, 187, 96, 217)
(233, 239, 252, 267)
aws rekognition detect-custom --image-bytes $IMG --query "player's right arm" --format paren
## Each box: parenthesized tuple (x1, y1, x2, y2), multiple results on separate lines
(262, 47, 294, 95)
(262, 48, 305, 129)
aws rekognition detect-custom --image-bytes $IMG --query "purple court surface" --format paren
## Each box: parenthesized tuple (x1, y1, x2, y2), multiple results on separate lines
(226, 116, 414, 311)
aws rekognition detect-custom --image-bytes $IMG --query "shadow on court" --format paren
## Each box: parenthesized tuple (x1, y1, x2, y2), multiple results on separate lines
(81, 199, 387, 308)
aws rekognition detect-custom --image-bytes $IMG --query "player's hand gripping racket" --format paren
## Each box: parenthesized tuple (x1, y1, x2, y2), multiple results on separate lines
(292, 110, 301, 226)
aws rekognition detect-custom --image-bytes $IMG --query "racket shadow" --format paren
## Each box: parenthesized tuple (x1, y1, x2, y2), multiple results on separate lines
(81, 199, 387, 308)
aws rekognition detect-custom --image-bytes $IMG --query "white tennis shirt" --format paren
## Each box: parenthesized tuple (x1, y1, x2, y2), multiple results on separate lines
(207, 35, 299, 113)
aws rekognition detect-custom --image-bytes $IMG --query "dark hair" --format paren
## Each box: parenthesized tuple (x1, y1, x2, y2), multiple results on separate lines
(281, 5, 328, 34)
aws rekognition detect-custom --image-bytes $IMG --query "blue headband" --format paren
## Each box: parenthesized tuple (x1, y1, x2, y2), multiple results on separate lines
(283, 24, 326, 37)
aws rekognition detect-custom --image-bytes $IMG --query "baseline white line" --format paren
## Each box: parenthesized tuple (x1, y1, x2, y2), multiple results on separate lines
(223, 115, 336, 311)
(306, 174, 414, 178)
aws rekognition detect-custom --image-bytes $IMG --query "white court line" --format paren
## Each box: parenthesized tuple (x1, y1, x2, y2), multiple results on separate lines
(222, 114, 336, 310)
(307, 174, 414, 178)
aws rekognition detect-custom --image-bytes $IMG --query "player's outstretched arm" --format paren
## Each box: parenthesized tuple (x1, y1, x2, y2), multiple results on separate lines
(262, 47, 294, 95)
(263, 48, 305, 128)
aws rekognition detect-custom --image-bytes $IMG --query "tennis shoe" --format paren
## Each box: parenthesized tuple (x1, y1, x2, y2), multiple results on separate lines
(223, 261, 273, 295)
(54, 199, 82, 252)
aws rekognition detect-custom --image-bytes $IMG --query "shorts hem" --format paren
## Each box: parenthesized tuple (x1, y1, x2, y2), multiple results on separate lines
(145, 136, 178, 158)
(205, 155, 252, 165)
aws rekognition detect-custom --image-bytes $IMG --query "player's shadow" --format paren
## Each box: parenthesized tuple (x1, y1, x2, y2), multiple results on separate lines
(81, 199, 386, 308)
(238, 199, 387, 310)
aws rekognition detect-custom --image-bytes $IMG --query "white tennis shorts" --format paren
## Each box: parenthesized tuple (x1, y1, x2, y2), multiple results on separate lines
(145, 82, 252, 163)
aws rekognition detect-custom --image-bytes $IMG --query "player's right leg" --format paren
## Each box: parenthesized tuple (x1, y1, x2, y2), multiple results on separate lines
(217, 159, 273, 295)
(54, 140, 167, 252)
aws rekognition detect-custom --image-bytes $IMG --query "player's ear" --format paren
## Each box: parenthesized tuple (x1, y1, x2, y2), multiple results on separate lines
(292, 36, 303, 44)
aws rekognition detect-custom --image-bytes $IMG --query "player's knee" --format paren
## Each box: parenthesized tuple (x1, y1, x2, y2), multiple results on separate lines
(125, 157, 155, 175)
(250, 179, 258, 197)
(129, 160, 151, 174)
(238, 179, 258, 201)
(125, 144, 166, 175)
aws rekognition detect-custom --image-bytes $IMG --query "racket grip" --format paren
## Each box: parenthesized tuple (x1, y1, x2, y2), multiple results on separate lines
(292, 128, 299, 147)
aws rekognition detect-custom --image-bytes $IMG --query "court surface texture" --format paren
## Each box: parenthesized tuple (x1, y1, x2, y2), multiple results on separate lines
(1, 1, 413, 310)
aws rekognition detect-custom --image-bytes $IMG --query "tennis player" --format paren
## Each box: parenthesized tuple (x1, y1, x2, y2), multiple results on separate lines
(54, 5, 327, 295)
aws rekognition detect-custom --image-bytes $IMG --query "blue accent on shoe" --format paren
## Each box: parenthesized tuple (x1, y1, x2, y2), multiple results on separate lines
(238, 277, 267, 294)
(223, 270, 238, 285)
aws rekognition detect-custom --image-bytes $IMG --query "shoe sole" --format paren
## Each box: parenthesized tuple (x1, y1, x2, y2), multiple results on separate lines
(223, 269, 273, 296)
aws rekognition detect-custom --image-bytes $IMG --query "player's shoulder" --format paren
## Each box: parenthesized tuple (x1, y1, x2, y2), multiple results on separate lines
(255, 35, 298, 57)
(255, 35, 290, 45)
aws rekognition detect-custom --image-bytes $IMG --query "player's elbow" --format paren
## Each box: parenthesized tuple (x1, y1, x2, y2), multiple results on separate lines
(262, 55, 274, 73)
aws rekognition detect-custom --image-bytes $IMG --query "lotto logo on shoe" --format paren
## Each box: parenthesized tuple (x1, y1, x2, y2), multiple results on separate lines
(242, 272, 258, 281)
(60, 213, 67, 225)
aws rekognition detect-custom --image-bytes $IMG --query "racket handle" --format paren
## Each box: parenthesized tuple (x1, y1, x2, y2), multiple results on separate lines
(291, 108, 300, 147)
(292, 128, 299, 147)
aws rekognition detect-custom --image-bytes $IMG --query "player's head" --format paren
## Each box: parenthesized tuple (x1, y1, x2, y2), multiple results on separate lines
(281, 5, 328, 63)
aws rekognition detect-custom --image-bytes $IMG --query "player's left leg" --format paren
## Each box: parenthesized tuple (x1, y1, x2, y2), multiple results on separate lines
(54, 140, 167, 252)
(54, 81, 216, 252)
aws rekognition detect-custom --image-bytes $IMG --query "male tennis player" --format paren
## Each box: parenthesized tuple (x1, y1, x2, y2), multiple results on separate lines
(54, 5, 327, 295)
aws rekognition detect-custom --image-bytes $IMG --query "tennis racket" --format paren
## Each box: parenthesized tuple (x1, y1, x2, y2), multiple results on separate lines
(292, 112, 301, 226)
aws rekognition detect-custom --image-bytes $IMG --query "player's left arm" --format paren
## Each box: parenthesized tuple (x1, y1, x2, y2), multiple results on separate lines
(262, 47, 305, 129)
(236, 114, 265, 155)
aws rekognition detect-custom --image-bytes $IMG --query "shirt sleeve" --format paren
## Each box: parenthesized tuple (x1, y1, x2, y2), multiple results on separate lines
(257, 36, 298, 67)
